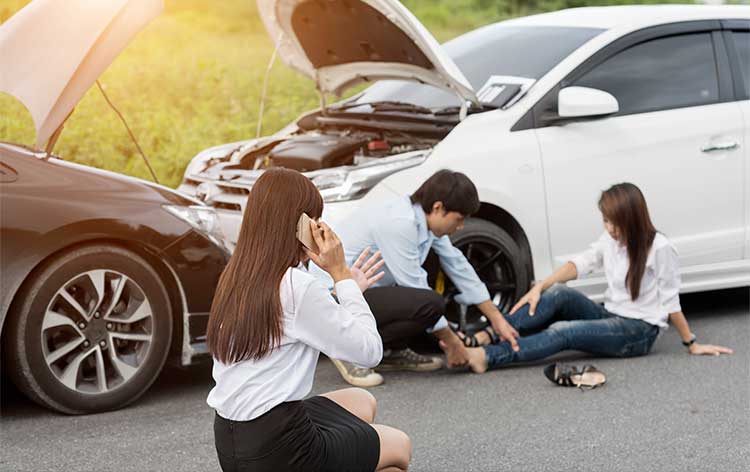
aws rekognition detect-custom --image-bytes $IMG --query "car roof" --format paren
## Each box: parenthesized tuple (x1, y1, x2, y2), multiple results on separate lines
(500, 5, 749, 31)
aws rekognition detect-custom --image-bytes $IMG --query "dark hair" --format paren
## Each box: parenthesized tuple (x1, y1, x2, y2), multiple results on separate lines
(598, 182, 657, 301)
(207, 168, 323, 364)
(410, 170, 480, 216)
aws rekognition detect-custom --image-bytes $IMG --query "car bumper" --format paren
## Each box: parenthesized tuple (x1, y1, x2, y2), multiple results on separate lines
(160, 230, 230, 365)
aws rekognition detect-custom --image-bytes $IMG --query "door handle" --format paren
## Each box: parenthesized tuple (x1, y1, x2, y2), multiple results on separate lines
(701, 142, 739, 153)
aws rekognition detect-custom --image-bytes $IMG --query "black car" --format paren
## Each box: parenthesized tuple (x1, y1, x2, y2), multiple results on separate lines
(0, 142, 229, 414)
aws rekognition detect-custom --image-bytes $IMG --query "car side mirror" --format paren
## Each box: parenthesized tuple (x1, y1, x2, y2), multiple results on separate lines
(557, 86, 619, 118)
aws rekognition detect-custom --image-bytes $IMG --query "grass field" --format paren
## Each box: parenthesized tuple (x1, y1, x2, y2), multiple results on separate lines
(1, 0, 687, 187)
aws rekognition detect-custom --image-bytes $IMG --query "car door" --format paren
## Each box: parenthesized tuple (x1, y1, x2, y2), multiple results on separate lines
(533, 24, 745, 295)
(724, 23, 750, 262)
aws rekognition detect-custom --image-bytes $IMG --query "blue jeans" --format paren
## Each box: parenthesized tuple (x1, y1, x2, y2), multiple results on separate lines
(483, 284, 660, 370)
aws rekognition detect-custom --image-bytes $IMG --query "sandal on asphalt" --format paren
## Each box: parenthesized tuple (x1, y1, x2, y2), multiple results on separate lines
(543, 363, 606, 389)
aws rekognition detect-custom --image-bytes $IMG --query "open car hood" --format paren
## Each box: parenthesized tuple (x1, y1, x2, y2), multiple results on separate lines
(257, 0, 478, 104)
(0, 0, 163, 149)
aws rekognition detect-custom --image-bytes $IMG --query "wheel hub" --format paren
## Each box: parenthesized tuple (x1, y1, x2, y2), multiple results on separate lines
(84, 317, 109, 346)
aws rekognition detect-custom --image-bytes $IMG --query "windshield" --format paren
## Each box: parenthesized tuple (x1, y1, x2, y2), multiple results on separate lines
(353, 24, 604, 110)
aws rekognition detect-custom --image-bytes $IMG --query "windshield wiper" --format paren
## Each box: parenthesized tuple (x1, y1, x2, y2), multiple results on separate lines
(329, 100, 433, 115)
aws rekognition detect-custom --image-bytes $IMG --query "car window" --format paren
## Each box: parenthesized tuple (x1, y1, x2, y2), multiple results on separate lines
(573, 33, 719, 115)
(732, 31, 750, 96)
(354, 25, 603, 110)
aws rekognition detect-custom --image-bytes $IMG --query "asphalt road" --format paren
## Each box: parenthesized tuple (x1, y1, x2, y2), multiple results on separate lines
(2, 288, 748, 472)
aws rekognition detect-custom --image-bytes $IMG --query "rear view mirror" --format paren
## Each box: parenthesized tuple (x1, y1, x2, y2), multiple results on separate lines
(558, 86, 619, 118)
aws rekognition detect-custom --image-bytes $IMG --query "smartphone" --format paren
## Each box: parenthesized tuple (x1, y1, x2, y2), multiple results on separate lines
(296, 213, 320, 254)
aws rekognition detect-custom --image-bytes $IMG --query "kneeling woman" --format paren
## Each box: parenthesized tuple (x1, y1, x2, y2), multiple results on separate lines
(207, 169, 411, 471)
(465, 182, 732, 373)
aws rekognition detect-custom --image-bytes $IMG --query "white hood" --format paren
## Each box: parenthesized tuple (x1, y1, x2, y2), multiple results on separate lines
(0, 0, 163, 149)
(257, 0, 478, 104)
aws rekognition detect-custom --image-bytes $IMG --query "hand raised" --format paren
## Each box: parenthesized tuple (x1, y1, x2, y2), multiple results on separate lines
(350, 247, 385, 292)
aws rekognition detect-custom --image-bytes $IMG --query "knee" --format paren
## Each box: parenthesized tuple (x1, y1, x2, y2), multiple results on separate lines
(547, 320, 573, 336)
(546, 283, 573, 298)
(353, 388, 377, 423)
(394, 430, 412, 469)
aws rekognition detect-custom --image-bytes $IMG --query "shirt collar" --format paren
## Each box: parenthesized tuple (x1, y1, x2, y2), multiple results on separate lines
(410, 198, 431, 245)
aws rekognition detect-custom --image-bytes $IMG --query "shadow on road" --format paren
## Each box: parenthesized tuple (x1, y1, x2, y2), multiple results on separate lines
(2, 287, 747, 418)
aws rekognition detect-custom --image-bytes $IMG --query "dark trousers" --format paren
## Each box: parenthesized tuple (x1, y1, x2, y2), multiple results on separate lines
(363, 286, 445, 350)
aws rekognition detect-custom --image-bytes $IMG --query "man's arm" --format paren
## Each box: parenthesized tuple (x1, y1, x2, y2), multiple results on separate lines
(431, 236, 519, 350)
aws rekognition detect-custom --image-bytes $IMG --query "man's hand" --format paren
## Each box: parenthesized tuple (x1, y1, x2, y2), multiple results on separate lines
(490, 318, 519, 352)
(433, 327, 469, 368)
(477, 300, 520, 352)
(350, 247, 386, 292)
(440, 340, 470, 368)
(510, 285, 543, 316)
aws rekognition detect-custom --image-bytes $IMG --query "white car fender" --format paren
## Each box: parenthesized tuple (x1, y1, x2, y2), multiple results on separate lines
(377, 108, 555, 278)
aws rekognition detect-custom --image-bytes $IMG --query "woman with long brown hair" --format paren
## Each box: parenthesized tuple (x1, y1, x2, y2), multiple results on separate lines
(457, 182, 732, 374)
(206, 168, 411, 471)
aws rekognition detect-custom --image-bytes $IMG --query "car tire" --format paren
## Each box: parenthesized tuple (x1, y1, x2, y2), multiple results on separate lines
(4, 244, 172, 414)
(446, 218, 531, 330)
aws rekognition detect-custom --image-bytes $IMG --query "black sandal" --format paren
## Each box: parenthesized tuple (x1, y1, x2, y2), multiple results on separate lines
(453, 325, 500, 347)
(544, 363, 606, 389)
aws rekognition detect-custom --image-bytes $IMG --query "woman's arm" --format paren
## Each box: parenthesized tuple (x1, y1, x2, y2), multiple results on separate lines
(294, 278, 383, 367)
(668, 311, 733, 356)
(654, 241, 732, 356)
(510, 234, 606, 315)
(509, 262, 578, 315)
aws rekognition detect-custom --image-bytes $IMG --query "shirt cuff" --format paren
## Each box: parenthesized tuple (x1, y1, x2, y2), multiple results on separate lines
(454, 286, 490, 306)
(426, 315, 449, 333)
(664, 299, 682, 314)
(333, 278, 362, 299)
(568, 257, 588, 278)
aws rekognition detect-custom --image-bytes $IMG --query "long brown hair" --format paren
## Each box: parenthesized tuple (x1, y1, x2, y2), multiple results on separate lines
(207, 168, 323, 364)
(598, 183, 657, 301)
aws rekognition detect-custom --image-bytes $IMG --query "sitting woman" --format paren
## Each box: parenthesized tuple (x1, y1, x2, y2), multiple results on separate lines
(207, 168, 411, 471)
(460, 182, 732, 374)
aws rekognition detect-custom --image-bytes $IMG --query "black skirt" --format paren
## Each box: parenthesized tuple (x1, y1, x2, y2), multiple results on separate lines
(214, 396, 380, 472)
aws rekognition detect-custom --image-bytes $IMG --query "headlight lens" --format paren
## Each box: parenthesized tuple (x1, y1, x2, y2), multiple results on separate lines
(162, 205, 227, 249)
(309, 151, 429, 202)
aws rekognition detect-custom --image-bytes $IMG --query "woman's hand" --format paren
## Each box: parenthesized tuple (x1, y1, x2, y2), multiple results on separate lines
(304, 221, 351, 282)
(350, 247, 386, 292)
(509, 284, 543, 316)
(688, 343, 734, 356)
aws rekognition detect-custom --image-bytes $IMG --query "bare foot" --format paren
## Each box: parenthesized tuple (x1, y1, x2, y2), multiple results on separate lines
(437, 340, 469, 368)
(466, 347, 488, 374)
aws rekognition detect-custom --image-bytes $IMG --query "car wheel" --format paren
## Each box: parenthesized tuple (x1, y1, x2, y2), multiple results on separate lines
(444, 218, 531, 331)
(4, 244, 172, 414)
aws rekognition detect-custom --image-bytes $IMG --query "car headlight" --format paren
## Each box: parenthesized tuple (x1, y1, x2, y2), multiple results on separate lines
(162, 205, 228, 249)
(309, 151, 429, 202)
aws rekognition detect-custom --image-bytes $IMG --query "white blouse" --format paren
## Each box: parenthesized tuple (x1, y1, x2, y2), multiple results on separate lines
(569, 232, 681, 328)
(207, 268, 383, 421)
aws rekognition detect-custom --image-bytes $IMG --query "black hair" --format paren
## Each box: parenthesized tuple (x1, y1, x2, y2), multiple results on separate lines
(410, 170, 480, 216)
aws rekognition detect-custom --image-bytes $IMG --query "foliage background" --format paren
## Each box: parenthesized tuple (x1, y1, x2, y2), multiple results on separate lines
(0, 0, 727, 187)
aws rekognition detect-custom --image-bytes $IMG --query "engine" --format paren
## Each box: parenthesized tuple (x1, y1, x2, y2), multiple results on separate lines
(256, 131, 436, 172)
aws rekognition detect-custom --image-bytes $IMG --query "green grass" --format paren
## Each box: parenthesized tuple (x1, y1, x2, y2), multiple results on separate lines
(0, 0, 689, 187)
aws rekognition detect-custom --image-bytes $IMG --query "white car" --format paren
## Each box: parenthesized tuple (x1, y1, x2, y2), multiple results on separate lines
(179, 1, 750, 323)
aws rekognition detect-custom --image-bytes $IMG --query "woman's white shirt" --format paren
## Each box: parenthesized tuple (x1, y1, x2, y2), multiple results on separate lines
(569, 232, 681, 328)
(207, 267, 383, 421)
